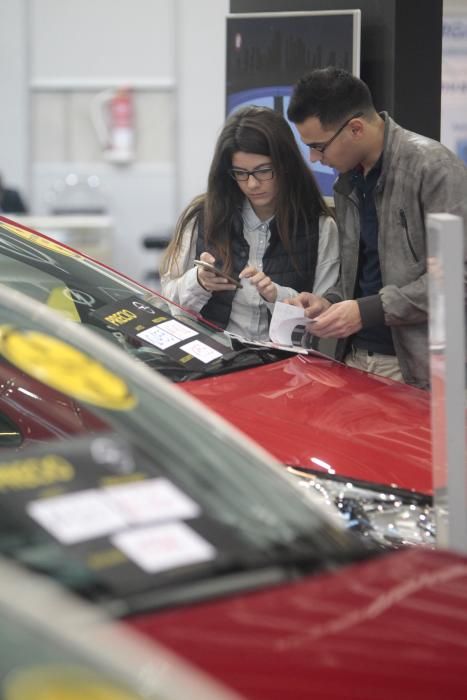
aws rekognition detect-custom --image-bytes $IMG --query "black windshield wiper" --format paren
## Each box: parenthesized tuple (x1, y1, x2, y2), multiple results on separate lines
(195, 346, 289, 378)
(142, 355, 205, 381)
(142, 346, 288, 381)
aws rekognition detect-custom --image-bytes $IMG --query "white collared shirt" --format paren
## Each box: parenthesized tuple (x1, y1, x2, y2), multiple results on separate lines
(160, 199, 339, 341)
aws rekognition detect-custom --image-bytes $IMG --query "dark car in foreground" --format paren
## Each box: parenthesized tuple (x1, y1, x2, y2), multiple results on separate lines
(0, 216, 436, 547)
(0, 285, 466, 700)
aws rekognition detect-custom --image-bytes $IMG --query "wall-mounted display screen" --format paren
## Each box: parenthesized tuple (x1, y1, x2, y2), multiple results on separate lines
(226, 11, 361, 198)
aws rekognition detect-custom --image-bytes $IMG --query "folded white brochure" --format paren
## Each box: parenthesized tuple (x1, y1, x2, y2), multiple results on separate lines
(225, 302, 315, 354)
(269, 301, 311, 346)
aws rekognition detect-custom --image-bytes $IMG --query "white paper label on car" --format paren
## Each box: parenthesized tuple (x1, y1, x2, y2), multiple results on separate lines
(157, 319, 198, 340)
(104, 478, 200, 524)
(27, 490, 126, 544)
(179, 340, 223, 363)
(112, 522, 216, 573)
(136, 326, 181, 349)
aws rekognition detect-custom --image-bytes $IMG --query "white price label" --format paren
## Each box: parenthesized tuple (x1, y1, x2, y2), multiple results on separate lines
(27, 490, 125, 544)
(27, 478, 202, 544)
(112, 522, 216, 573)
(104, 478, 200, 524)
(158, 319, 198, 340)
(180, 340, 222, 363)
(137, 326, 180, 349)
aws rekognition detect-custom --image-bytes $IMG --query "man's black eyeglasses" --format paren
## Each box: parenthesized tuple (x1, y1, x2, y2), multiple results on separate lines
(229, 167, 274, 182)
(306, 111, 364, 154)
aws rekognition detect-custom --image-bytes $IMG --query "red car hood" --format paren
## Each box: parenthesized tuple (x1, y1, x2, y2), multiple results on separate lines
(182, 354, 432, 495)
(130, 547, 467, 700)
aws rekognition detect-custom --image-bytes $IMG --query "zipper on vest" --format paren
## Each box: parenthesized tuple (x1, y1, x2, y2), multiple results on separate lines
(399, 208, 418, 262)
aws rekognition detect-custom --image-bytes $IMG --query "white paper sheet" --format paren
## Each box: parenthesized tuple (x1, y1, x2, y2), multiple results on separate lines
(269, 301, 308, 345)
(27, 478, 202, 544)
(224, 329, 308, 354)
(104, 478, 200, 524)
(180, 339, 223, 363)
(27, 490, 126, 545)
(137, 325, 181, 349)
(112, 522, 216, 573)
(157, 319, 198, 340)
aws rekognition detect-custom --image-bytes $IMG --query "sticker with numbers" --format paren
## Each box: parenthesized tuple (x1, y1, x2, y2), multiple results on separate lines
(180, 340, 223, 363)
(27, 490, 126, 545)
(112, 522, 216, 573)
(26, 478, 202, 544)
(104, 477, 200, 524)
(157, 319, 198, 340)
(137, 326, 181, 349)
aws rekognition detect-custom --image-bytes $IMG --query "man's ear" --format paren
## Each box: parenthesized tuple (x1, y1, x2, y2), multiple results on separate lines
(350, 119, 364, 138)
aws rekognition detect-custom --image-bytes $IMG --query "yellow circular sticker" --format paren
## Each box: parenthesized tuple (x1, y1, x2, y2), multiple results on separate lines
(0, 326, 136, 411)
(4, 665, 143, 700)
(0, 222, 84, 259)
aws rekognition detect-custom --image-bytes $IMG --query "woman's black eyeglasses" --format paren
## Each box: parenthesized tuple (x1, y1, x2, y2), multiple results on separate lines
(228, 167, 274, 182)
(306, 111, 364, 154)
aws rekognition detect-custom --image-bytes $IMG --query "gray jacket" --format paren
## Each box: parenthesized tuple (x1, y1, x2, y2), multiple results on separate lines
(325, 113, 467, 389)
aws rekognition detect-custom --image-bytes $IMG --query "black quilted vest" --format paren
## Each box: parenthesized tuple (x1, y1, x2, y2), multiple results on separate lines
(195, 209, 319, 328)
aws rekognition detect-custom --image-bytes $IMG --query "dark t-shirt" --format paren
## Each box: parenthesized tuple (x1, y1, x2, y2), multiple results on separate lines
(351, 159, 396, 355)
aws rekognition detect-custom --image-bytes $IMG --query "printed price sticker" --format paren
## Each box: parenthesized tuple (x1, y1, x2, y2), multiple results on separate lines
(104, 478, 200, 524)
(137, 326, 181, 349)
(180, 340, 222, 363)
(27, 490, 126, 544)
(26, 478, 202, 545)
(112, 522, 216, 573)
(157, 319, 198, 340)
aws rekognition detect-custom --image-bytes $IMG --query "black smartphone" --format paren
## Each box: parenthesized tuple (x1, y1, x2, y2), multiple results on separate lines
(193, 260, 242, 288)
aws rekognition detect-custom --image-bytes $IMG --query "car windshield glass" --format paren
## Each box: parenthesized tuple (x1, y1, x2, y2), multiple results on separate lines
(0, 285, 368, 613)
(0, 558, 230, 700)
(0, 219, 288, 381)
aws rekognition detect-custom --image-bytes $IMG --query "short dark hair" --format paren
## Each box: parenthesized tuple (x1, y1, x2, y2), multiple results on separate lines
(287, 67, 375, 127)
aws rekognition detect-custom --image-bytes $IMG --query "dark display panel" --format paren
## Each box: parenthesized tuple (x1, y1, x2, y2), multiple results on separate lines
(226, 11, 361, 197)
(230, 0, 443, 141)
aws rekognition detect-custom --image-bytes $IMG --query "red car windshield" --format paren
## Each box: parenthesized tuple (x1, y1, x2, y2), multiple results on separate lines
(0, 219, 289, 381)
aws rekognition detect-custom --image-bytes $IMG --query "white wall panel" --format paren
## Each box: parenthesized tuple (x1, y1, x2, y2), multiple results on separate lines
(30, 0, 174, 82)
(0, 0, 29, 192)
(175, 0, 229, 211)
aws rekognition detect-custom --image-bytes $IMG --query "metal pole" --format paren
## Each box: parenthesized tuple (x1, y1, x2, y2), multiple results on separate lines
(427, 213, 467, 553)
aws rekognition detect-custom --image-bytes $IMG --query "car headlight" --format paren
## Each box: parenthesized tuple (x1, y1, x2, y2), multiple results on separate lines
(287, 467, 435, 548)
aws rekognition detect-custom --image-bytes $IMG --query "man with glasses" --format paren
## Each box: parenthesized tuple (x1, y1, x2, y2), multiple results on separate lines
(286, 67, 467, 389)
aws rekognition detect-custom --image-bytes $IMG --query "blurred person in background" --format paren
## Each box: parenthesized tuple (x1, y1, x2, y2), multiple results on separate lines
(160, 106, 338, 341)
(0, 173, 28, 214)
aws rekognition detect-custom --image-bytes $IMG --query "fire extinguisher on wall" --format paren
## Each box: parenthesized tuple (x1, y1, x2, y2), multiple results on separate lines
(91, 86, 135, 164)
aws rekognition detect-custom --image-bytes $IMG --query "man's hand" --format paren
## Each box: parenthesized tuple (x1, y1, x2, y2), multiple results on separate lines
(307, 300, 363, 338)
(240, 266, 277, 302)
(285, 292, 331, 317)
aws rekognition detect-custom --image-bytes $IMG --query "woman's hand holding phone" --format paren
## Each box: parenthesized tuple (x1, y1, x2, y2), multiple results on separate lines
(194, 252, 242, 291)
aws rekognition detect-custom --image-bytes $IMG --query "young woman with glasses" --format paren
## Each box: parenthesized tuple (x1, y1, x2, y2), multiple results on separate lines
(160, 106, 339, 341)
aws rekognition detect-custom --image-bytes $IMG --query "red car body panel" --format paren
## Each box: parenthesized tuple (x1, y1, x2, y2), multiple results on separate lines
(130, 547, 467, 700)
(182, 353, 433, 495)
(0, 363, 107, 444)
(0, 214, 434, 495)
(2, 217, 467, 700)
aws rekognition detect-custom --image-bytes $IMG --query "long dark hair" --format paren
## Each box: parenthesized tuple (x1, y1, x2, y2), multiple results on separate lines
(162, 106, 331, 275)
